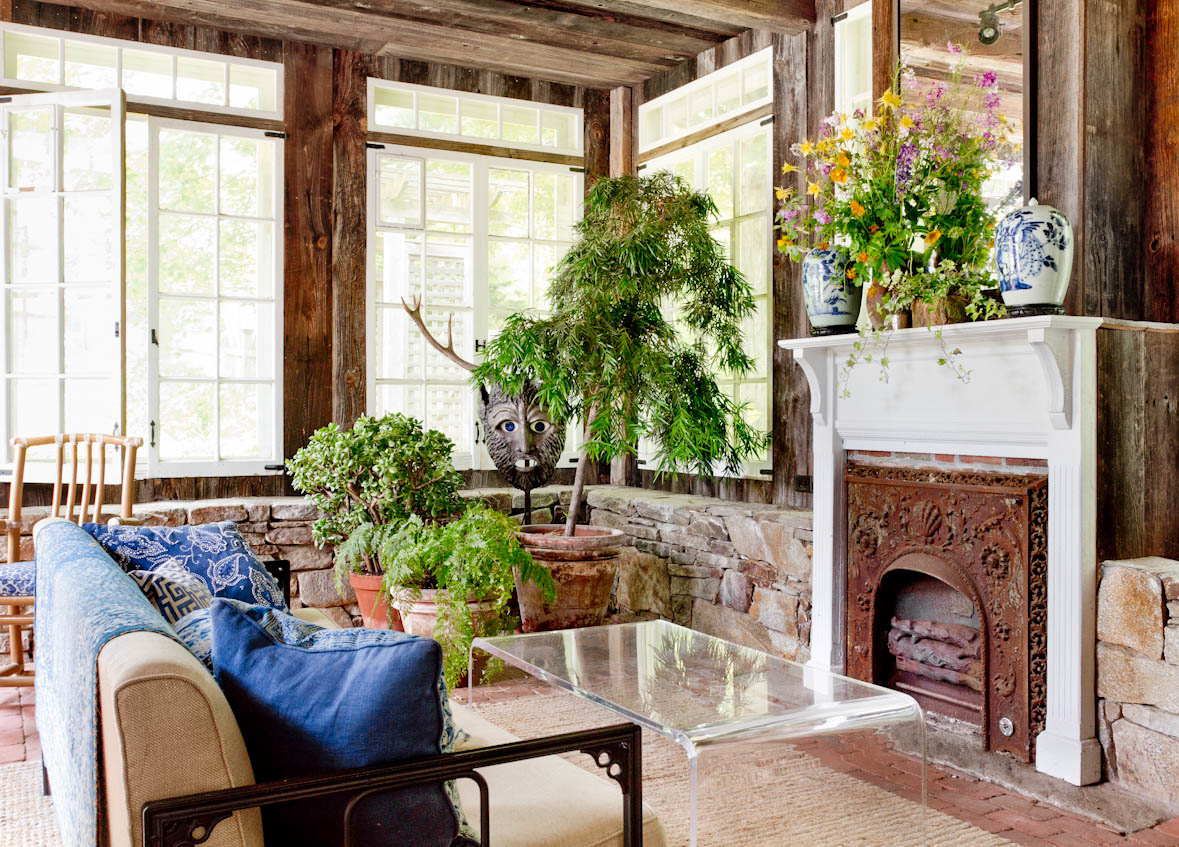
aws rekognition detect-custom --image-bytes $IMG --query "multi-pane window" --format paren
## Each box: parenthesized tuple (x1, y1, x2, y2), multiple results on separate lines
(642, 120, 773, 476)
(369, 79, 582, 157)
(834, 3, 873, 117)
(367, 144, 581, 470)
(0, 23, 281, 117)
(143, 121, 283, 474)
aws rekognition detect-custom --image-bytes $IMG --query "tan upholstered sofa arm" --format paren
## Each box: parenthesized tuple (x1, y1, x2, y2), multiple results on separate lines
(97, 631, 264, 847)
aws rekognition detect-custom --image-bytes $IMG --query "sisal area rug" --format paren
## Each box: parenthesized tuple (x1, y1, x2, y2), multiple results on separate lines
(468, 691, 1018, 847)
(0, 762, 61, 846)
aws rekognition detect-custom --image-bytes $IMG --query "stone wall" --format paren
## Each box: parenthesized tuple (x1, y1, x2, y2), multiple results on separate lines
(585, 486, 815, 662)
(1095, 557, 1179, 806)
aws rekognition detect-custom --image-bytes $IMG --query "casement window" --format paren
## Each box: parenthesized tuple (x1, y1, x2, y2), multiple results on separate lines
(0, 23, 284, 478)
(365, 81, 584, 471)
(834, 2, 874, 118)
(638, 52, 774, 478)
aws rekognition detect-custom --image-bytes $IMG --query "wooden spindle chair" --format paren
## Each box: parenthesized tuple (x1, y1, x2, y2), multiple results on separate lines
(0, 433, 142, 687)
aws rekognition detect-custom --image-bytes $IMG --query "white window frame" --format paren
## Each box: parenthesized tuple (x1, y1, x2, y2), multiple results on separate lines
(0, 22, 283, 121)
(638, 47, 772, 154)
(834, 2, 874, 118)
(368, 78, 583, 157)
(146, 117, 284, 477)
(0, 88, 126, 477)
(366, 142, 584, 472)
(640, 119, 774, 480)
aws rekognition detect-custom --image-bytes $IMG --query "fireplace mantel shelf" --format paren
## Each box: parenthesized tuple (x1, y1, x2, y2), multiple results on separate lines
(778, 314, 1104, 787)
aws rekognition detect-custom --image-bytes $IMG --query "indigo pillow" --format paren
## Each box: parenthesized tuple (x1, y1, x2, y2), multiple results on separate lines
(210, 600, 475, 847)
(85, 522, 285, 610)
(128, 561, 212, 624)
(174, 609, 214, 670)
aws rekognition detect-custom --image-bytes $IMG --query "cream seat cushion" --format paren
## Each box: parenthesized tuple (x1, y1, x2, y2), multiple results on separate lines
(451, 703, 668, 847)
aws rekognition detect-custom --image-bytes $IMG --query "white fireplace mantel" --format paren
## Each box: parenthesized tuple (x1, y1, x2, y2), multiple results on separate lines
(780, 315, 1104, 786)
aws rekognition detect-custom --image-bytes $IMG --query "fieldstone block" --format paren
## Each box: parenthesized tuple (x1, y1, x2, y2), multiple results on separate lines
(133, 505, 188, 526)
(269, 500, 316, 521)
(247, 503, 271, 522)
(720, 570, 754, 613)
(635, 539, 670, 558)
(671, 594, 692, 626)
(749, 588, 800, 638)
(318, 607, 355, 628)
(708, 539, 738, 558)
(670, 576, 719, 602)
(768, 629, 808, 663)
(266, 525, 314, 546)
(669, 549, 697, 567)
(1112, 719, 1179, 806)
(1098, 561, 1166, 659)
(462, 489, 513, 513)
(1166, 576, 1179, 602)
(297, 569, 354, 607)
(740, 560, 778, 588)
(1122, 703, 1179, 738)
(615, 548, 671, 617)
(686, 515, 727, 539)
(252, 543, 280, 557)
(584, 486, 641, 515)
(1097, 642, 1179, 712)
(511, 507, 552, 525)
(691, 598, 777, 655)
(1168, 600, 1179, 620)
(188, 502, 249, 524)
(634, 499, 692, 526)
(759, 520, 812, 581)
(280, 544, 335, 571)
(668, 563, 717, 579)
(588, 509, 631, 531)
(725, 516, 770, 561)
(626, 524, 659, 541)
(512, 489, 557, 510)
(1166, 626, 1179, 665)
(695, 551, 739, 570)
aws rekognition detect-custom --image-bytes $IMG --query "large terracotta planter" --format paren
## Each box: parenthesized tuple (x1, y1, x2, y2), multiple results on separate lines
(349, 572, 403, 631)
(400, 589, 496, 684)
(515, 524, 623, 632)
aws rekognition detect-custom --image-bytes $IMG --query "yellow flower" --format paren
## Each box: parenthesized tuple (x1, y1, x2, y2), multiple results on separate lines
(817, 241, 830, 251)
(926, 228, 942, 246)
(807, 182, 821, 196)
(840, 128, 854, 141)
(837, 112, 848, 126)
(777, 236, 791, 250)
(800, 140, 815, 155)
(899, 114, 914, 129)
(879, 89, 901, 111)
(781, 162, 798, 174)
(775, 187, 792, 201)
(849, 199, 866, 217)
(862, 118, 878, 131)
(836, 150, 851, 168)
(830, 167, 848, 184)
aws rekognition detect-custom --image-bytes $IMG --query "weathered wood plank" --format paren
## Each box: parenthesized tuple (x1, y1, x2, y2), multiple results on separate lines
(607, 0, 815, 34)
(1096, 325, 1146, 562)
(1084, 0, 1146, 321)
(332, 50, 370, 428)
(872, 0, 897, 100)
(609, 85, 634, 177)
(583, 88, 611, 189)
(283, 43, 334, 457)
(1143, 327, 1179, 557)
(1145, 0, 1179, 323)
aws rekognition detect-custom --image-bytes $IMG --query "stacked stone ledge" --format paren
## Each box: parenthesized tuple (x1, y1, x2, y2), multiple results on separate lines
(1095, 557, 1179, 806)
(585, 486, 814, 663)
(2, 486, 580, 634)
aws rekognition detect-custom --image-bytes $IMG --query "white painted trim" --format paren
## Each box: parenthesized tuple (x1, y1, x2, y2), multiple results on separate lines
(781, 315, 1104, 785)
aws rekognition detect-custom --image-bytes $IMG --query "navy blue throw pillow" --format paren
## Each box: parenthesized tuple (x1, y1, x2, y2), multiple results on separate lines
(85, 522, 286, 610)
(209, 599, 474, 847)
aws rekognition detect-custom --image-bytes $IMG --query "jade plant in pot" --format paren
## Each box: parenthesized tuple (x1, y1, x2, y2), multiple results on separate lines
(286, 413, 468, 630)
(474, 172, 767, 632)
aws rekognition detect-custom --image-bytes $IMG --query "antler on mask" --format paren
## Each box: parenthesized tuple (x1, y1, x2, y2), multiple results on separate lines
(401, 296, 477, 372)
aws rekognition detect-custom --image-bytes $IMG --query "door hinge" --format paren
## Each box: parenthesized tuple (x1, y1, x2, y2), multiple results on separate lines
(264, 131, 286, 139)
(149, 420, 156, 448)
(263, 463, 285, 471)
(474, 339, 487, 353)
(150, 328, 159, 345)
(114, 321, 120, 338)
(366, 142, 385, 150)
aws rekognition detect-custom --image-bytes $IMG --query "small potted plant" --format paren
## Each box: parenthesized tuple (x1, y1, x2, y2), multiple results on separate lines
(474, 172, 767, 631)
(287, 413, 467, 629)
(336, 504, 555, 688)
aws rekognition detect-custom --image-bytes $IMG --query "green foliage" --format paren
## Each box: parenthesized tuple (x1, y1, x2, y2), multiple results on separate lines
(286, 414, 465, 574)
(882, 260, 1008, 322)
(336, 505, 556, 689)
(473, 172, 768, 496)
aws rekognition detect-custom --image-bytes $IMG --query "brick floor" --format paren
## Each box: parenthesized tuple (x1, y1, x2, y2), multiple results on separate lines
(9, 677, 1179, 846)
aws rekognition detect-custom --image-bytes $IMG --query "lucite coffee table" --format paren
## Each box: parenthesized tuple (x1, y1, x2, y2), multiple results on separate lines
(470, 619, 926, 846)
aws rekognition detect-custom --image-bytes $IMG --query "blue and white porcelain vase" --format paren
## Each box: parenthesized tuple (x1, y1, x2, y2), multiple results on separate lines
(994, 199, 1074, 311)
(802, 247, 860, 334)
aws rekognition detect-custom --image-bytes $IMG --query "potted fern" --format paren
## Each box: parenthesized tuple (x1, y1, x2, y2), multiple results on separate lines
(474, 172, 766, 631)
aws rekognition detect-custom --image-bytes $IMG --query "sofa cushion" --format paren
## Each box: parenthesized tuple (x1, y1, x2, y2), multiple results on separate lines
(85, 522, 286, 609)
(129, 561, 213, 623)
(210, 599, 475, 847)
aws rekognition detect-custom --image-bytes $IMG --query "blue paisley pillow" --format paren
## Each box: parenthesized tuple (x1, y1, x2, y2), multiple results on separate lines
(85, 522, 286, 610)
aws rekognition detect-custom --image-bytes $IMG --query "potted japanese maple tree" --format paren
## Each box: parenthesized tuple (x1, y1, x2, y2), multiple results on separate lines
(474, 172, 767, 631)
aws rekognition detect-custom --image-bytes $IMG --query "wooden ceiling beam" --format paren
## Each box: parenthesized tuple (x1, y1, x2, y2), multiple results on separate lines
(47, 0, 669, 86)
(593, 0, 816, 34)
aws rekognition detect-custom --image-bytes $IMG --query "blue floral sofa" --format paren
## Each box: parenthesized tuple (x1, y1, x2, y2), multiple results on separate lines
(32, 519, 665, 847)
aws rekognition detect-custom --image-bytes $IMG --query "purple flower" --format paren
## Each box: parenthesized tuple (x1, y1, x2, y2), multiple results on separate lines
(978, 70, 998, 89)
(947, 41, 963, 55)
(814, 208, 832, 225)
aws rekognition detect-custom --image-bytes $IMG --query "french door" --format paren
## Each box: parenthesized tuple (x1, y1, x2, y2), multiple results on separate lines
(0, 88, 126, 473)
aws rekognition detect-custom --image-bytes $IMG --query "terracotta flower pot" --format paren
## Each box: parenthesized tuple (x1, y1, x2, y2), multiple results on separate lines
(514, 524, 623, 632)
(400, 589, 497, 685)
(349, 572, 403, 631)
(911, 294, 969, 327)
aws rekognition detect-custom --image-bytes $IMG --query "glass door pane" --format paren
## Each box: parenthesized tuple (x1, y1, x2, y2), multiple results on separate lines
(1, 89, 125, 472)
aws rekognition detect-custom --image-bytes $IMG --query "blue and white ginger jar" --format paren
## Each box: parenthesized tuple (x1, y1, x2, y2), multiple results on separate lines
(994, 199, 1074, 308)
(802, 247, 860, 332)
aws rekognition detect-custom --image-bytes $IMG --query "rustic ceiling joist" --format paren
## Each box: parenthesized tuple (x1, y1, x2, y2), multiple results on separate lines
(45, 0, 813, 87)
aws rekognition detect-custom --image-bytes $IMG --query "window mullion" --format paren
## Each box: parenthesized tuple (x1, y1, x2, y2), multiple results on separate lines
(471, 158, 490, 470)
(146, 118, 161, 473)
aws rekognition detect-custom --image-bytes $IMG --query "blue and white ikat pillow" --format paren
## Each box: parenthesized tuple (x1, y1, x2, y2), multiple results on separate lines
(85, 521, 286, 611)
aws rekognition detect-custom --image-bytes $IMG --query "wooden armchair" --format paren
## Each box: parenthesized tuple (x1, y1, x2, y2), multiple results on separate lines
(0, 433, 141, 687)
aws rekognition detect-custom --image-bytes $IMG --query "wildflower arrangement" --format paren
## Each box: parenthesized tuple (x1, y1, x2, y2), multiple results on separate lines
(775, 48, 1014, 301)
